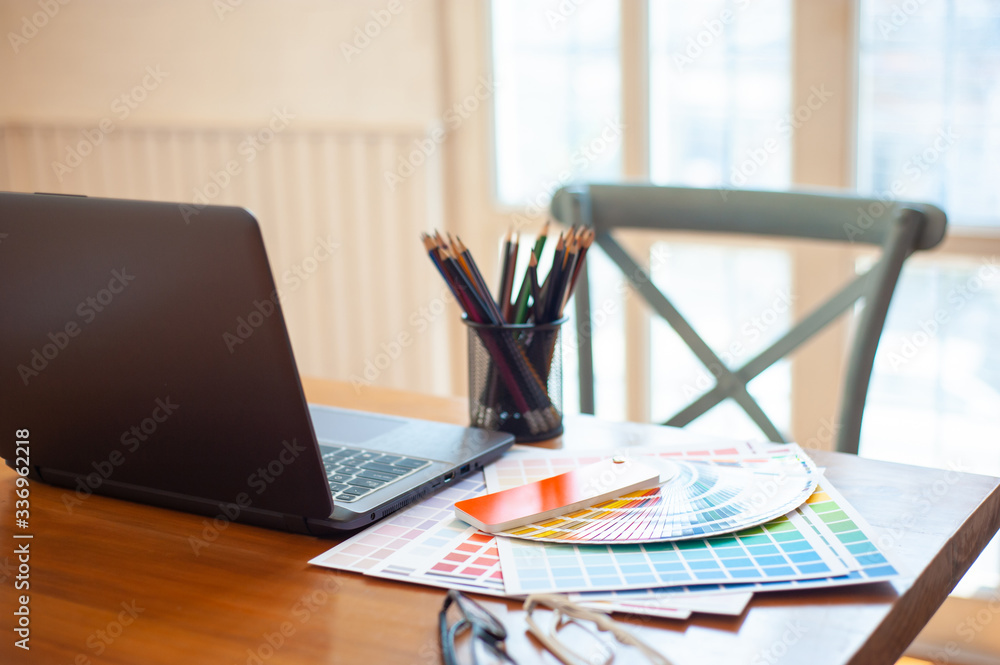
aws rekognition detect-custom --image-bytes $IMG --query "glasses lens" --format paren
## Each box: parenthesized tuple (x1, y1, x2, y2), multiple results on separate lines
(454, 593, 507, 640)
(557, 618, 613, 665)
(528, 607, 613, 665)
(471, 631, 515, 665)
(442, 593, 515, 665)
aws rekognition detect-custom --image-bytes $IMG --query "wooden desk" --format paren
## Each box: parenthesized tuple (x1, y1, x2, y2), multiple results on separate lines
(2, 379, 998, 665)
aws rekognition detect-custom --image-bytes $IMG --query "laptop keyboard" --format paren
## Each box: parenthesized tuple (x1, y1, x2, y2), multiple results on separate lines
(320, 445, 432, 503)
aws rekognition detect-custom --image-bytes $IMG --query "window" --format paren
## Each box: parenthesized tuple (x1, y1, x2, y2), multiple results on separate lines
(492, 0, 794, 429)
(857, 0, 1000, 594)
(491, 0, 622, 207)
(857, 0, 1000, 227)
(488, 0, 1000, 463)
(649, 0, 792, 190)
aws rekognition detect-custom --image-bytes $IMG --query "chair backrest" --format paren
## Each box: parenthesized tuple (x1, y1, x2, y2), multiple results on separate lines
(551, 184, 947, 454)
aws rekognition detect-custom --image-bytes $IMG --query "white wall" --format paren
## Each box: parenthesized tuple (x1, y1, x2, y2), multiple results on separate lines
(1, 0, 467, 397)
(0, 0, 441, 128)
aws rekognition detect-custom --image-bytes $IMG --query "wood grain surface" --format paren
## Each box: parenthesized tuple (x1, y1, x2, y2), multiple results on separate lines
(1, 378, 997, 665)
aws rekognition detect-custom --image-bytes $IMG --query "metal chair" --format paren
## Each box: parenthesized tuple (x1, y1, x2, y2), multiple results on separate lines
(550, 184, 947, 454)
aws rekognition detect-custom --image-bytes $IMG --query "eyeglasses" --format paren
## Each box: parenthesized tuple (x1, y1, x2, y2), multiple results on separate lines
(439, 590, 518, 665)
(523, 594, 674, 665)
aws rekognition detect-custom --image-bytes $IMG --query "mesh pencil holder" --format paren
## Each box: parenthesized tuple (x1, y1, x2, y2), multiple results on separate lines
(464, 317, 566, 443)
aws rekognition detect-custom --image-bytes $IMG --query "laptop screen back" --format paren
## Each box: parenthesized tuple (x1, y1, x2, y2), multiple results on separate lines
(0, 193, 334, 518)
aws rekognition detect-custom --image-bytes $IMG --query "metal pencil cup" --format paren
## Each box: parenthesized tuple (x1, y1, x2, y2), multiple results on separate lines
(464, 317, 565, 443)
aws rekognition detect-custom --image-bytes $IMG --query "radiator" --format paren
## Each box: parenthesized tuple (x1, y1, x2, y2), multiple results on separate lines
(0, 121, 457, 397)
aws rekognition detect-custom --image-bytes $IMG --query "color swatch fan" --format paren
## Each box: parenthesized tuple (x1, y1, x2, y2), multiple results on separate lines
(497, 452, 819, 544)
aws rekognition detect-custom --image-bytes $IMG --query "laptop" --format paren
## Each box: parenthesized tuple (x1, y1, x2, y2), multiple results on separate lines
(0, 192, 514, 535)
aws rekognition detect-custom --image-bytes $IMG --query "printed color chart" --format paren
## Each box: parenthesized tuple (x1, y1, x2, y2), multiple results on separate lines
(311, 441, 900, 620)
(309, 477, 505, 596)
(571, 479, 904, 604)
(498, 507, 849, 595)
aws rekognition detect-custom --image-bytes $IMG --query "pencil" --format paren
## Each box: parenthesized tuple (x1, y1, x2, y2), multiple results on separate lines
(552, 233, 579, 320)
(419, 227, 568, 435)
(513, 221, 549, 324)
(537, 232, 566, 323)
(528, 253, 541, 321)
(563, 228, 593, 313)
(454, 235, 505, 324)
(498, 229, 517, 321)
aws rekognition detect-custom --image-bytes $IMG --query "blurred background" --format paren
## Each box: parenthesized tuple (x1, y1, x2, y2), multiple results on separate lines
(2, 1, 998, 661)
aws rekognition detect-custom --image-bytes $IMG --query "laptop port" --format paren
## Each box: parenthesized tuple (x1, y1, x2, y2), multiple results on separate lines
(460, 464, 470, 474)
(443, 472, 455, 483)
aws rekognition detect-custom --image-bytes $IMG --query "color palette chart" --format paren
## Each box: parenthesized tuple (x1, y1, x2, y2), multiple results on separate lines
(309, 476, 506, 596)
(493, 453, 818, 543)
(310, 440, 903, 620)
(377, 521, 505, 595)
(308, 465, 748, 617)
(497, 505, 849, 595)
(569, 478, 905, 606)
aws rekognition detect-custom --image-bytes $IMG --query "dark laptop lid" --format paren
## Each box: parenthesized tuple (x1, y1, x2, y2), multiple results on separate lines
(0, 192, 334, 518)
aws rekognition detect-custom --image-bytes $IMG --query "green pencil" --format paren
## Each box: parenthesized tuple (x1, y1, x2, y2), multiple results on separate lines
(513, 221, 549, 323)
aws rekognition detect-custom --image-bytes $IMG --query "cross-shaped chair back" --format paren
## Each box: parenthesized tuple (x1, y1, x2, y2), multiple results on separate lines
(551, 183, 947, 454)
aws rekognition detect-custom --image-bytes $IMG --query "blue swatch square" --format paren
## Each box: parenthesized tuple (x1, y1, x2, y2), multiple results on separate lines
(763, 566, 795, 577)
(755, 554, 788, 567)
(653, 562, 686, 573)
(746, 544, 779, 556)
(787, 551, 821, 564)
(680, 548, 714, 561)
(688, 559, 722, 571)
(778, 540, 812, 553)
(855, 553, 887, 566)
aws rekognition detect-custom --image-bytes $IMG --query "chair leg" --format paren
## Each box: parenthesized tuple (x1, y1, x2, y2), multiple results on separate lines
(574, 261, 596, 415)
(837, 213, 922, 455)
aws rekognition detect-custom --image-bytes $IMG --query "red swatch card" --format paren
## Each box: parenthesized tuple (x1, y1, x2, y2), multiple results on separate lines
(454, 457, 661, 532)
